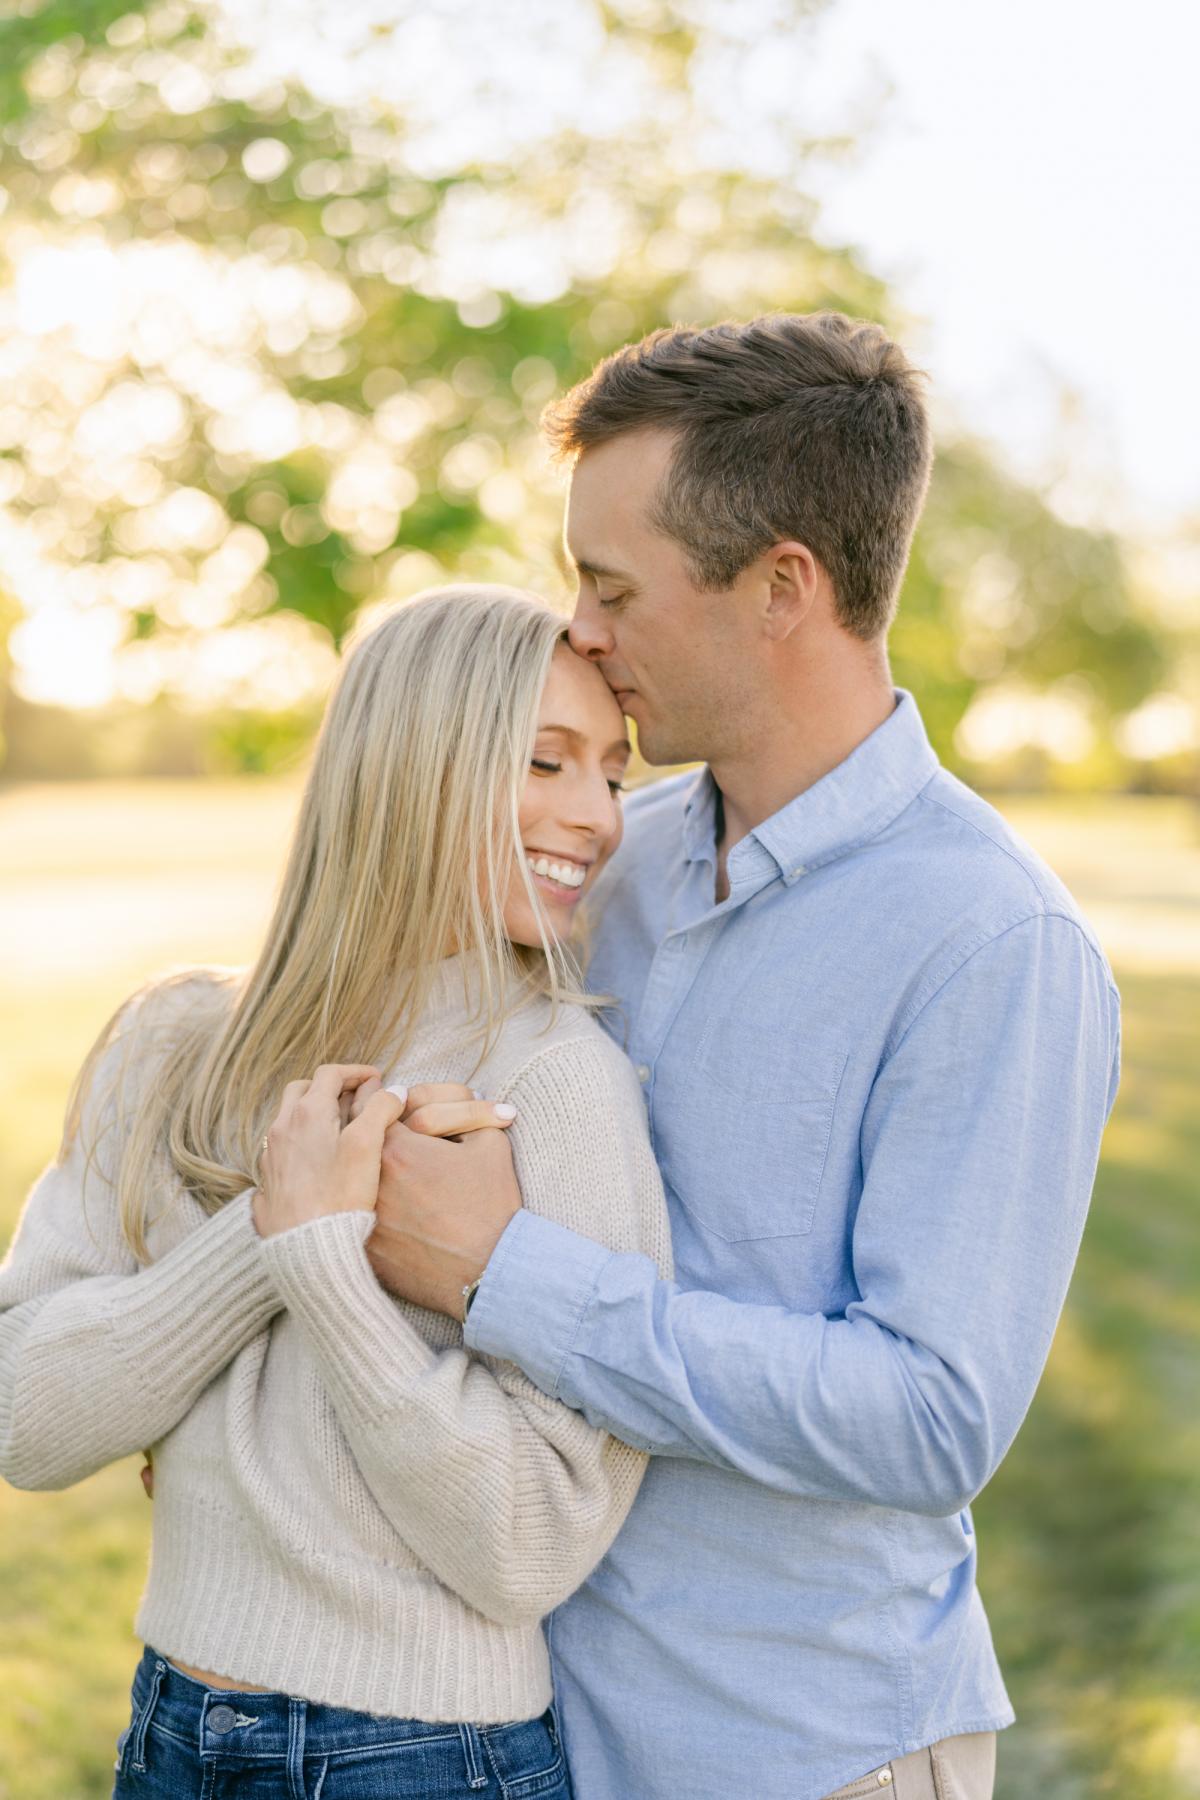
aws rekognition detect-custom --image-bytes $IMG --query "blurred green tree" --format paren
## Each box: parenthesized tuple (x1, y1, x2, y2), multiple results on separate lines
(0, 0, 1170, 775)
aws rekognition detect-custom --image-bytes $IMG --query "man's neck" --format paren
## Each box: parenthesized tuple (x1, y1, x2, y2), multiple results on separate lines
(711, 669, 896, 902)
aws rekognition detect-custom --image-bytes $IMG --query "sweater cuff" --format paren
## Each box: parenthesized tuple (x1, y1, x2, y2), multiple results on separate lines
(463, 1210, 614, 1402)
(119, 1187, 281, 1391)
(257, 1210, 435, 1421)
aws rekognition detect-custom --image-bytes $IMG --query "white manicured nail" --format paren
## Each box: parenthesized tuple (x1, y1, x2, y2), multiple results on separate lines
(384, 1082, 408, 1102)
(494, 1103, 517, 1120)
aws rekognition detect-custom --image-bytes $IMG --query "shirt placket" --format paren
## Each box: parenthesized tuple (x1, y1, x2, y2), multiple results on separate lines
(629, 839, 783, 1151)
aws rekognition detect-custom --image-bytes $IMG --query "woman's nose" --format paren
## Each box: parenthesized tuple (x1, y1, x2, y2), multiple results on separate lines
(566, 774, 620, 842)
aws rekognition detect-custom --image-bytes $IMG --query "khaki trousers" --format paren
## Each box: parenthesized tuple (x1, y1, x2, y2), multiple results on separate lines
(823, 1731, 996, 1800)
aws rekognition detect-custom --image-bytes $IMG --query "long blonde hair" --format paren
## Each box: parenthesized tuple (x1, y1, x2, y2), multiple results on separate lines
(65, 584, 581, 1262)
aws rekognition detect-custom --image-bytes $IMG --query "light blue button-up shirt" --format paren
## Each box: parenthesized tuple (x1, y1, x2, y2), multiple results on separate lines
(467, 692, 1120, 1800)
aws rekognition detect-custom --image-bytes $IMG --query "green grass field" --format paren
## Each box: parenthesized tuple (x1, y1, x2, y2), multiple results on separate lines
(1, 783, 1197, 1800)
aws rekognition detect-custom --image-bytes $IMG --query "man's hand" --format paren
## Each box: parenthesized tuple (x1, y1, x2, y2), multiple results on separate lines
(366, 1106, 522, 1317)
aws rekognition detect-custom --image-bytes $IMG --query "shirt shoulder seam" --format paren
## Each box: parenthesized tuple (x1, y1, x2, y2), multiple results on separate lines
(886, 908, 1115, 1059)
(917, 784, 1062, 910)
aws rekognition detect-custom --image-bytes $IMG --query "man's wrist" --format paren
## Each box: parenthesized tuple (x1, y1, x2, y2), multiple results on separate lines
(464, 1211, 616, 1394)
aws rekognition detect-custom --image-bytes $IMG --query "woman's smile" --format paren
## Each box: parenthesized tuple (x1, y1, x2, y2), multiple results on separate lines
(524, 847, 593, 904)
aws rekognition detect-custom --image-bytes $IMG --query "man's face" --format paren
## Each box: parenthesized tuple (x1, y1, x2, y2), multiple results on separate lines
(564, 428, 759, 767)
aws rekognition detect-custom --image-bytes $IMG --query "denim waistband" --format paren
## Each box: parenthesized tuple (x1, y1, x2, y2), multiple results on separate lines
(130, 1644, 555, 1775)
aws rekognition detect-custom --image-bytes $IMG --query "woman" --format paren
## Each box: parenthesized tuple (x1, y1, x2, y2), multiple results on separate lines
(0, 585, 671, 1797)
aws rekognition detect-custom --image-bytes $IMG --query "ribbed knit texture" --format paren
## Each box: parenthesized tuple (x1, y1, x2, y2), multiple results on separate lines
(0, 957, 672, 1722)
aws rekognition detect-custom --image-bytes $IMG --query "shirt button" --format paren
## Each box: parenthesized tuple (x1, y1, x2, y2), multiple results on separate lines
(876, 1772, 893, 1787)
(208, 1705, 238, 1734)
(636, 1065, 651, 1083)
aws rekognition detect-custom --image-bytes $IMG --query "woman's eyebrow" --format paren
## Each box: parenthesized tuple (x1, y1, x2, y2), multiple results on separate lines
(536, 723, 632, 758)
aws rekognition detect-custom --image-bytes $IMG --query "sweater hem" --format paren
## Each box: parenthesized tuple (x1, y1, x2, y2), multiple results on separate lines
(137, 1489, 553, 1724)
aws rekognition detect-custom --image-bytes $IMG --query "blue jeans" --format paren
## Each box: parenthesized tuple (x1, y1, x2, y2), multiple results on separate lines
(112, 1645, 572, 1798)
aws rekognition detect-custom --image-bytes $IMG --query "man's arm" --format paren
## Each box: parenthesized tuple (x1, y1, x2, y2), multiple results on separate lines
(466, 913, 1121, 1513)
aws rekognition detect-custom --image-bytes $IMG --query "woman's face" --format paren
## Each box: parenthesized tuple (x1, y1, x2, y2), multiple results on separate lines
(503, 644, 631, 948)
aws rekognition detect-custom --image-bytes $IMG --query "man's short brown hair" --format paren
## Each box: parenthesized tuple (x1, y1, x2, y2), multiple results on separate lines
(543, 312, 932, 640)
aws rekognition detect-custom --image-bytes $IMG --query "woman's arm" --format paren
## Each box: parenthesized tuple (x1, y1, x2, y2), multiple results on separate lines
(257, 1034, 672, 1628)
(0, 996, 283, 1490)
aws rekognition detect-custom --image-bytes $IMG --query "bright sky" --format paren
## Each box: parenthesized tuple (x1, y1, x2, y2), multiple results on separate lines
(804, 0, 1200, 534)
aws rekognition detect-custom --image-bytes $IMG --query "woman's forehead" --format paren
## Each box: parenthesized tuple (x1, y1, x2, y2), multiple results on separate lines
(537, 653, 629, 753)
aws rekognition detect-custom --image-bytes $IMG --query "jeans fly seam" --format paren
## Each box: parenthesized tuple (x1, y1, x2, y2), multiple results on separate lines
(459, 1722, 488, 1789)
(286, 1697, 306, 1800)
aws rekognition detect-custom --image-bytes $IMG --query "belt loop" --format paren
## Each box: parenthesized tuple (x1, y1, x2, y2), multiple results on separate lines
(129, 1657, 167, 1773)
(286, 1697, 307, 1800)
(458, 1722, 489, 1790)
(888, 1743, 937, 1800)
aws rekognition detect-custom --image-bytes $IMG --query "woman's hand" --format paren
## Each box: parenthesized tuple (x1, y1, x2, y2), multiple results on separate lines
(253, 1064, 405, 1240)
(351, 1078, 517, 1142)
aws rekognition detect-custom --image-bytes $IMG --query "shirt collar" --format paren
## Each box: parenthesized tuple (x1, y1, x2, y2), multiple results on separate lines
(682, 690, 940, 887)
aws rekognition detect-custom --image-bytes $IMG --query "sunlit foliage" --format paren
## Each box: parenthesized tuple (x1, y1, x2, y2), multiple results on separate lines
(0, 0, 1184, 781)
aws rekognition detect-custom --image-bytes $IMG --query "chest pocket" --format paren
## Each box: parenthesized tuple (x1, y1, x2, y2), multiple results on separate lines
(655, 1044, 848, 1242)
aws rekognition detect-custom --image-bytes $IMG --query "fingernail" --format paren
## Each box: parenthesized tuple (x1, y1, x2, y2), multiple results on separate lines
(494, 1103, 517, 1120)
(471, 1089, 484, 1100)
(385, 1082, 408, 1102)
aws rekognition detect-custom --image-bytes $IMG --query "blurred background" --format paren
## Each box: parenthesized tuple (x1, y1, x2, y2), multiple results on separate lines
(0, 0, 1196, 1795)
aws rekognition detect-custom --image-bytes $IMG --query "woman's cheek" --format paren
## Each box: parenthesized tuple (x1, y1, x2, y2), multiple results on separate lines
(502, 884, 536, 948)
(502, 875, 561, 949)
(599, 802, 625, 868)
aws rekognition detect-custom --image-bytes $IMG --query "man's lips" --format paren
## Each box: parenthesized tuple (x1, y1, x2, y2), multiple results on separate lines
(598, 667, 635, 702)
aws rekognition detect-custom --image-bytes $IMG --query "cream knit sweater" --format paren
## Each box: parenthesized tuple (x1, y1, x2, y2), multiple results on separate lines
(0, 958, 672, 1723)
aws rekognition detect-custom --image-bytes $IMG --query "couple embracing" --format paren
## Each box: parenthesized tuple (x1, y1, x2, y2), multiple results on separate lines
(0, 312, 1119, 1800)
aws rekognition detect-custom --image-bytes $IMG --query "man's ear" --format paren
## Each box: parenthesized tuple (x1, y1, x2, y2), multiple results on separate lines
(761, 542, 819, 641)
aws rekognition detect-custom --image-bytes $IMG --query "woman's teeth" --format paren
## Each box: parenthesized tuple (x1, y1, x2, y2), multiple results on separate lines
(527, 854, 586, 890)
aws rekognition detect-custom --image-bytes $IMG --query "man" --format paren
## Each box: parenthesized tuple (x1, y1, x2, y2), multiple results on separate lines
(367, 313, 1121, 1800)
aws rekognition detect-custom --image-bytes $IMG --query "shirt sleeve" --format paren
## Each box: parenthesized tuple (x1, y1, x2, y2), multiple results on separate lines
(466, 913, 1122, 1515)
(257, 1033, 673, 1628)
(0, 1005, 282, 1491)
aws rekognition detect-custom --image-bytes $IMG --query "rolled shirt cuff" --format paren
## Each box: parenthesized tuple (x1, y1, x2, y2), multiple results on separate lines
(462, 1208, 615, 1403)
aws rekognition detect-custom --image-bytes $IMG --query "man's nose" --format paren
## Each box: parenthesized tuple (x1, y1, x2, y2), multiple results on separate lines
(568, 601, 615, 663)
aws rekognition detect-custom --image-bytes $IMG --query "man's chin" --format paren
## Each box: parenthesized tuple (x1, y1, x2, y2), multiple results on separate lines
(634, 725, 695, 769)
(617, 695, 699, 768)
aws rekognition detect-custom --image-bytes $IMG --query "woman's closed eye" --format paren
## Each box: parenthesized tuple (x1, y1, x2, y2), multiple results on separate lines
(531, 758, 624, 795)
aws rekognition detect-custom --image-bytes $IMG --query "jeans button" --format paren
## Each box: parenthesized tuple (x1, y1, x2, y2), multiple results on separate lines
(208, 1704, 238, 1734)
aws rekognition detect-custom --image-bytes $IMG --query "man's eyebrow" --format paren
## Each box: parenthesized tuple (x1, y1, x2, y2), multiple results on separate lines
(536, 723, 632, 758)
(569, 554, 635, 583)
